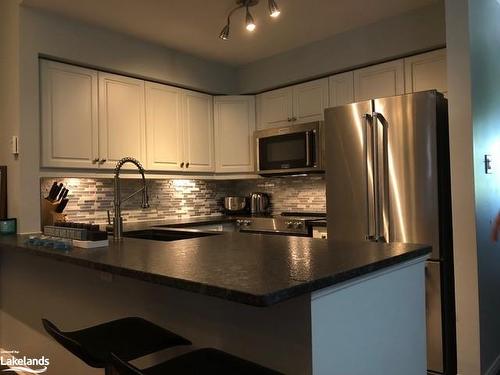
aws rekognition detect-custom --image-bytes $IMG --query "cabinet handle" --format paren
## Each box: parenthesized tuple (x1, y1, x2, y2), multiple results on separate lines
(287, 117, 291, 122)
(180, 162, 184, 168)
(100, 159, 107, 164)
(186, 162, 190, 168)
(92, 158, 99, 163)
(292, 117, 297, 121)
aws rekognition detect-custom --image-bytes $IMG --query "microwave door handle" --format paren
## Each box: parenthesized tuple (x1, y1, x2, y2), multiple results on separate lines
(255, 137, 260, 172)
(305, 131, 312, 167)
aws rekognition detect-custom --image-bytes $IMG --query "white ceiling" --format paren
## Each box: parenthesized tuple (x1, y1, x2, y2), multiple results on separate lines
(22, 0, 439, 66)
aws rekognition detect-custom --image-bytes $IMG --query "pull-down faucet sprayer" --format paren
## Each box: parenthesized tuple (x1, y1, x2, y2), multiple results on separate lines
(113, 157, 149, 240)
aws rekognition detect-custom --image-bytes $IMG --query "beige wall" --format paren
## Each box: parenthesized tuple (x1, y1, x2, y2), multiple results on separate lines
(20, 7, 237, 94)
(467, 0, 500, 372)
(446, 0, 500, 373)
(444, 0, 481, 373)
(237, 1, 446, 93)
(0, 0, 21, 222)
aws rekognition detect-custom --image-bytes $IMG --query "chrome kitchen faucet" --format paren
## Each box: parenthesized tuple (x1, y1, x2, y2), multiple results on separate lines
(113, 157, 150, 240)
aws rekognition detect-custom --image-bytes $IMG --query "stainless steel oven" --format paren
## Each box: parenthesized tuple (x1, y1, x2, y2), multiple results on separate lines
(255, 121, 324, 175)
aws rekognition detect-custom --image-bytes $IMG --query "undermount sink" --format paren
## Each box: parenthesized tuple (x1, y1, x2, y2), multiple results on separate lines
(123, 229, 221, 242)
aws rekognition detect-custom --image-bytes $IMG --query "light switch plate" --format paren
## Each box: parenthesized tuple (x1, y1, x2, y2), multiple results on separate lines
(10, 136, 18, 155)
(485, 154, 493, 174)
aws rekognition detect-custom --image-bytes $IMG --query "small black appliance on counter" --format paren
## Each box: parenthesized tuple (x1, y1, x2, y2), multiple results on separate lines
(0, 166, 7, 218)
(0, 166, 17, 235)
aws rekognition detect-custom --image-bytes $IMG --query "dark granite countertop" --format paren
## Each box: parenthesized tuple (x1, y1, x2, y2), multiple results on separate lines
(0, 233, 430, 306)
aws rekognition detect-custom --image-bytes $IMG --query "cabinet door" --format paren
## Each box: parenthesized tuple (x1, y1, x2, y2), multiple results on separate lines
(145, 82, 184, 171)
(256, 87, 293, 129)
(183, 91, 214, 172)
(404, 49, 447, 95)
(329, 72, 354, 107)
(41, 60, 98, 168)
(214, 96, 256, 173)
(98, 73, 146, 169)
(354, 60, 405, 101)
(292, 78, 329, 123)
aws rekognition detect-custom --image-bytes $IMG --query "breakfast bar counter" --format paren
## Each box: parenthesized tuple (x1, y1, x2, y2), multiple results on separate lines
(0, 233, 429, 306)
(0, 233, 430, 375)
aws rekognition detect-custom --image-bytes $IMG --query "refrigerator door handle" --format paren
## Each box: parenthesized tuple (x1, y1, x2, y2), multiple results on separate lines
(363, 113, 376, 241)
(373, 111, 390, 242)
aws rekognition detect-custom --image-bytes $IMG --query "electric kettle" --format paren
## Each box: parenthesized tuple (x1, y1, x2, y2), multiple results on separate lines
(250, 192, 270, 214)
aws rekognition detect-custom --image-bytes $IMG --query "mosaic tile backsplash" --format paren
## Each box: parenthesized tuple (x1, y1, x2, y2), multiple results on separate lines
(40, 176, 326, 224)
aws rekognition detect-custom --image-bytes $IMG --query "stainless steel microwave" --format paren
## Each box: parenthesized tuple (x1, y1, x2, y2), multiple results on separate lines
(255, 121, 324, 175)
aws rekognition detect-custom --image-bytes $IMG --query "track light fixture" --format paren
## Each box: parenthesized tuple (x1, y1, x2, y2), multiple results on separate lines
(245, 6, 256, 32)
(268, 0, 280, 17)
(219, 0, 280, 40)
(219, 22, 230, 40)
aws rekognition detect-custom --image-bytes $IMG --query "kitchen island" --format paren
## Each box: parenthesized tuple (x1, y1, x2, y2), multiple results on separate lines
(0, 233, 429, 375)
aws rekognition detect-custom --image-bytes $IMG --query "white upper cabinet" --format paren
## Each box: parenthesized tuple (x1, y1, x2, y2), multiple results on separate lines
(146, 86, 215, 173)
(257, 78, 328, 129)
(404, 49, 447, 95)
(329, 71, 354, 107)
(98, 72, 146, 169)
(145, 82, 184, 171)
(292, 78, 329, 123)
(353, 59, 405, 101)
(256, 87, 293, 129)
(40, 50, 446, 175)
(41, 60, 99, 168)
(214, 96, 256, 173)
(183, 91, 215, 172)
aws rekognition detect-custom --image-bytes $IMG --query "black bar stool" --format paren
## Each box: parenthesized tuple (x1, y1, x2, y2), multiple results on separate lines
(42, 317, 191, 374)
(111, 348, 283, 375)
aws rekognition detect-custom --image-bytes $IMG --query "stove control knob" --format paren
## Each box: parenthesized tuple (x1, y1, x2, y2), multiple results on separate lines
(236, 220, 242, 226)
(293, 221, 303, 229)
(286, 221, 293, 228)
(245, 220, 252, 226)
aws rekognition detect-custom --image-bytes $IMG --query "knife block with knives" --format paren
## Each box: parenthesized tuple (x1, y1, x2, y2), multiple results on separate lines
(41, 181, 70, 228)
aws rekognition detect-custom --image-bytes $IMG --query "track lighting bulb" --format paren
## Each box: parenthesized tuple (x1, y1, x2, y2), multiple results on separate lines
(219, 23, 230, 40)
(246, 8, 256, 31)
(219, 0, 280, 39)
(268, 0, 280, 17)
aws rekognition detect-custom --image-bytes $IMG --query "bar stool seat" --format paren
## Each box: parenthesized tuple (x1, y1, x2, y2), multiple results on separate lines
(42, 317, 191, 370)
(111, 348, 283, 375)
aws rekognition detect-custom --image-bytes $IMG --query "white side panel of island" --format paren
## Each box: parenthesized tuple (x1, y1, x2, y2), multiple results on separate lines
(311, 256, 427, 375)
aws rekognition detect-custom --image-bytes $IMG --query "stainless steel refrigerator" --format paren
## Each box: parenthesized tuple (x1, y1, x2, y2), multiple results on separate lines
(324, 90, 456, 374)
